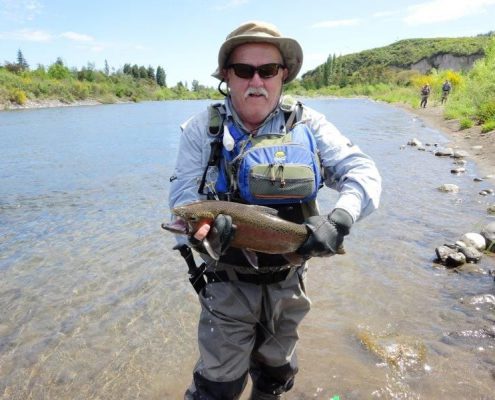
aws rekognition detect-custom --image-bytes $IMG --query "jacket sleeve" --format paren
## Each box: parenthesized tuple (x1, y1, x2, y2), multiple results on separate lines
(304, 107, 382, 222)
(168, 110, 210, 210)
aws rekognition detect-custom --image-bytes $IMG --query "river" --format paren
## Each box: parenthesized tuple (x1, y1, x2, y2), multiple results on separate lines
(0, 99, 494, 399)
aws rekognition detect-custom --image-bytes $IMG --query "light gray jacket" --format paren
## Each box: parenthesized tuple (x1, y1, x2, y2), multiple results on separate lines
(169, 98, 381, 225)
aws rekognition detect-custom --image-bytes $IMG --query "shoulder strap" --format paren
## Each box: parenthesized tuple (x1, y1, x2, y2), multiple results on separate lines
(280, 95, 303, 130)
(208, 103, 226, 136)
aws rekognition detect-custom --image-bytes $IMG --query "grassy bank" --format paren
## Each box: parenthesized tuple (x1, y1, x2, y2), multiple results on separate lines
(285, 37, 495, 134)
(0, 65, 221, 109)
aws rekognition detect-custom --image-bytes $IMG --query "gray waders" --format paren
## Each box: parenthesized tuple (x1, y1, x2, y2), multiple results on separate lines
(184, 264, 310, 399)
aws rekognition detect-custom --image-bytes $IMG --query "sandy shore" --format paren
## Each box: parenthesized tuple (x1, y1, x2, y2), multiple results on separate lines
(396, 103, 495, 178)
(0, 99, 107, 111)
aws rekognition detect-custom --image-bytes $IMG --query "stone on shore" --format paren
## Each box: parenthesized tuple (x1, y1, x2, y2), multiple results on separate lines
(480, 222, 495, 252)
(458, 233, 486, 251)
(438, 184, 459, 193)
(452, 150, 469, 159)
(435, 148, 454, 157)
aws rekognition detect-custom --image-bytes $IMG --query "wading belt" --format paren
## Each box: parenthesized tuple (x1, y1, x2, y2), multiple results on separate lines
(204, 267, 296, 285)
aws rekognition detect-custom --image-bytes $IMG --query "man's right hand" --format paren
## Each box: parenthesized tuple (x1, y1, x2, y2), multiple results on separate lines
(189, 214, 235, 259)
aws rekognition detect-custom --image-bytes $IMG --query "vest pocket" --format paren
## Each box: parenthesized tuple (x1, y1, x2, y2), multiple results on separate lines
(247, 164, 316, 200)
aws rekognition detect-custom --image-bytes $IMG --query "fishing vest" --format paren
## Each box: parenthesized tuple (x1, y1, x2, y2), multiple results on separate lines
(200, 96, 323, 206)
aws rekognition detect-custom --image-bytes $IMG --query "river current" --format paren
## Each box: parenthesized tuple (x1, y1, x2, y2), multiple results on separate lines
(0, 99, 494, 399)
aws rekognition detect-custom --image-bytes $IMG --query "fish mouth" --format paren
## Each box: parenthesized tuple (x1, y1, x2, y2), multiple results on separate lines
(161, 217, 189, 235)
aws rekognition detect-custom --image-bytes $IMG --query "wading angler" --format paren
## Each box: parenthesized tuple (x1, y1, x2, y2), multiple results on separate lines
(166, 21, 382, 399)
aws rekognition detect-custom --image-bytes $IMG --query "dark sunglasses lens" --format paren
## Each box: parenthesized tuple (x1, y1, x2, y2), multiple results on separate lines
(257, 64, 279, 78)
(233, 64, 255, 79)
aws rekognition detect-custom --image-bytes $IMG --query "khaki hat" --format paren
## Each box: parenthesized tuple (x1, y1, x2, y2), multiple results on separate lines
(212, 21, 303, 83)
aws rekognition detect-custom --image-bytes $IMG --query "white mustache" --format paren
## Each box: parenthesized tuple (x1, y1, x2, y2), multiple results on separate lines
(244, 87, 268, 99)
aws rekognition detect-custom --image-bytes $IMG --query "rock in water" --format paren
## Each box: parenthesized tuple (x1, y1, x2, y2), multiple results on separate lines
(438, 184, 459, 193)
(459, 233, 486, 251)
(480, 222, 495, 252)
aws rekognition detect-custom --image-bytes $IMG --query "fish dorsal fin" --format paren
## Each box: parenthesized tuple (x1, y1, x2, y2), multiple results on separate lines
(247, 205, 279, 216)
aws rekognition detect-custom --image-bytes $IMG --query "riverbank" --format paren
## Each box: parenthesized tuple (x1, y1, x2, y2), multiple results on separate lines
(396, 102, 495, 178)
(0, 98, 105, 111)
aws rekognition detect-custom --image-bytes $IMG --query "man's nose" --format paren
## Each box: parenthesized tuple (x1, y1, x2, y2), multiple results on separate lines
(249, 71, 264, 86)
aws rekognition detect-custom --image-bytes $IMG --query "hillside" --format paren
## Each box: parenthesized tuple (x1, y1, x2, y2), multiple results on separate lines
(300, 35, 491, 88)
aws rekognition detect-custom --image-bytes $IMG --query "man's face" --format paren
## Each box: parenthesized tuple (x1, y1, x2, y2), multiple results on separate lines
(223, 43, 288, 131)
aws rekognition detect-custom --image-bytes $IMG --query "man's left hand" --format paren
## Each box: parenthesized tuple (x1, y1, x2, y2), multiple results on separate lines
(297, 208, 353, 258)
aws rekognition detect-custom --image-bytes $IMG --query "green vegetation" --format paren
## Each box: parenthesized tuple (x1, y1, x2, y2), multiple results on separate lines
(2, 34, 495, 136)
(287, 34, 495, 134)
(0, 52, 221, 108)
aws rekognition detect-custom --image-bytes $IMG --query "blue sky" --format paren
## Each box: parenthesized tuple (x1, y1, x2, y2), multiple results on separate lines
(1, 0, 494, 87)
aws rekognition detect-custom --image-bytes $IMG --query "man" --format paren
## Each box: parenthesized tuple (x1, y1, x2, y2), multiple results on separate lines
(441, 80, 451, 104)
(169, 21, 381, 399)
(420, 84, 430, 108)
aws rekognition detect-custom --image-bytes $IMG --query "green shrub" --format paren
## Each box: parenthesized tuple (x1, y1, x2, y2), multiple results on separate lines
(9, 89, 27, 105)
(478, 100, 495, 123)
(459, 117, 473, 129)
(481, 119, 495, 133)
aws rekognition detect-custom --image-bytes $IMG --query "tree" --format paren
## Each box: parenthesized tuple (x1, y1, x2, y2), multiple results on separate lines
(131, 64, 139, 79)
(156, 66, 166, 87)
(138, 65, 148, 79)
(17, 49, 29, 71)
(147, 65, 155, 80)
(123, 63, 131, 75)
(48, 59, 71, 79)
(104, 59, 110, 76)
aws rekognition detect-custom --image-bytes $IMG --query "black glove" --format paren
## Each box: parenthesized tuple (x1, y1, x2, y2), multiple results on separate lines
(189, 214, 235, 260)
(297, 208, 353, 258)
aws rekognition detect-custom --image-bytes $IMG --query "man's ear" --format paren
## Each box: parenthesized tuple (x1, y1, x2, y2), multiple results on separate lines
(221, 68, 230, 84)
(282, 68, 289, 82)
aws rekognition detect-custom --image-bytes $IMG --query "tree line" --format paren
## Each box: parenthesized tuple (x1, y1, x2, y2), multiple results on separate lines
(1, 49, 221, 106)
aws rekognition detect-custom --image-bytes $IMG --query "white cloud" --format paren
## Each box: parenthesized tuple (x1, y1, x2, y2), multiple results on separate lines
(0, 28, 52, 42)
(0, 0, 42, 22)
(60, 31, 94, 42)
(404, 0, 495, 25)
(311, 19, 361, 28)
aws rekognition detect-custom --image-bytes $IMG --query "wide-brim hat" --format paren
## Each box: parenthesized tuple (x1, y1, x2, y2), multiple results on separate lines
(212, 21, 303, 84)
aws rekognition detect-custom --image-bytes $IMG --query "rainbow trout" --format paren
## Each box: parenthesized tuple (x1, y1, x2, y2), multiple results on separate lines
(162, 200, 309, 255)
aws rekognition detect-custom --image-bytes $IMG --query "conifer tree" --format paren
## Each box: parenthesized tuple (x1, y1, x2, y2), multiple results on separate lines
(131, 64, 139, 78)
(156, 66, 166, 87)
(123, 63, 131, 75)
(104, 59, 110, 76)
(147, 65, 155, 80)
(17, 49, 29, 70)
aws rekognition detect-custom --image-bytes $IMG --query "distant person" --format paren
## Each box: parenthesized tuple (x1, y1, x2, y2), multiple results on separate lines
(441, 80, 451, 104)
(420, 84, 430, 108)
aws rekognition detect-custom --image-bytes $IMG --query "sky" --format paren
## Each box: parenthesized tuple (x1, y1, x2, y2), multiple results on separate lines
(1, 0, 494, 87)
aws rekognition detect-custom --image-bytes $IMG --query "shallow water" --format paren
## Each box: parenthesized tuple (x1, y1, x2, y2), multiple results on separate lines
(0, 99, 494, 399)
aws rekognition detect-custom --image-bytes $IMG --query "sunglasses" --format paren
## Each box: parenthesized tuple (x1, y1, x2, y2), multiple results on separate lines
(227, 63, 285, 79)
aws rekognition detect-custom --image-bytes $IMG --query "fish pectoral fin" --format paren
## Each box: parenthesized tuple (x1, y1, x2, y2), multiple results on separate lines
(203, 238, 220, 261)
(242, 249, 259, 270)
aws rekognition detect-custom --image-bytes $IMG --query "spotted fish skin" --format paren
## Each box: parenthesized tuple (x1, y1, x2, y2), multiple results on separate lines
(165, 200, 309, 254)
